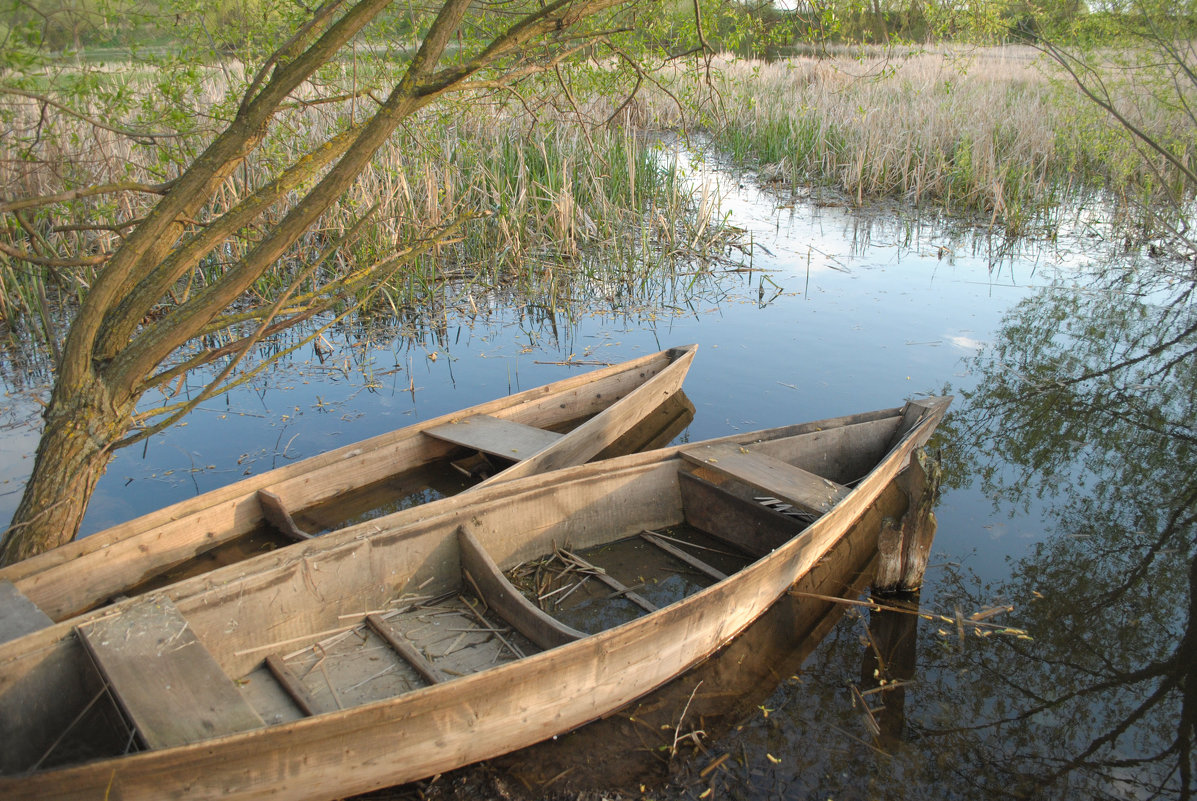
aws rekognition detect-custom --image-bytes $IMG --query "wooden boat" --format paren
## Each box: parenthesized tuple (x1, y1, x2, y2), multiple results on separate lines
(0, 345, 696, 630)
(488, 474, 915, 795)
(0, 396, 949, 800)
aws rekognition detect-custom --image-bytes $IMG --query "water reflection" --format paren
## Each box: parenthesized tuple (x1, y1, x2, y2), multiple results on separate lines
(928, 263, 1197, 799)
(858, 597, 920, 754)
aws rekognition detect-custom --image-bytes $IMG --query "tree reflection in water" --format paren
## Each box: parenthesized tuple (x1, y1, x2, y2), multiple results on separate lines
(933, 258, 1197, 799)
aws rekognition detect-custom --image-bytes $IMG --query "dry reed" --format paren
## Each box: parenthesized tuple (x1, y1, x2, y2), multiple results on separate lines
(647, 46, 1195, 229)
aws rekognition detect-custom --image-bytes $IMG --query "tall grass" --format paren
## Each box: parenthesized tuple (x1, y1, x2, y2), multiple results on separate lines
(651, 46, 1196, 231)
(0, 63, 731, 362)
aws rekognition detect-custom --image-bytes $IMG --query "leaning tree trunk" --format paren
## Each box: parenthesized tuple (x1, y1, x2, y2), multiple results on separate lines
(1, 378, 133, 565)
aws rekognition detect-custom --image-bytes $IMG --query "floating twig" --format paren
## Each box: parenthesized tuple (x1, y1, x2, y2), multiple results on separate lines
(533, 359, 613, 366)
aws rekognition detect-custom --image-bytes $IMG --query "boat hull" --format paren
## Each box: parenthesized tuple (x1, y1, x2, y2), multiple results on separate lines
(0, 398, 948, 800)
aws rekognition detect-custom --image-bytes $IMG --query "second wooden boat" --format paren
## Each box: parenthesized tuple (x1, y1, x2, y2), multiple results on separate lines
(0, 396, 948, 800)
(0, 345, 695, 629)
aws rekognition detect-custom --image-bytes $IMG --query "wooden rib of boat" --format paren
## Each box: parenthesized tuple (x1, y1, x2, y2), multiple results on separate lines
(0, 345, 695, 630)
(0, 395, 949, 801)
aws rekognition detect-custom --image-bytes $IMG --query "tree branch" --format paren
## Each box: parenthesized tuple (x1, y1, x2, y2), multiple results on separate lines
(416, 0, 630, 97)
(94, 123, 364, 363)
(60, 0, 395, 395)
(119, 213, 471, 448)
(1037, 39, 1197, 190)
(112, 0, 622, 396)
(0, 87, 193, 142)
(138, 197, 388, 393)
(0, 181, 174, 215)
(0, 239, 109, 268)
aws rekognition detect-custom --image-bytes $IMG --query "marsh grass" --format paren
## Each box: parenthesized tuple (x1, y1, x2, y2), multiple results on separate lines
(0, 61, 735, 362)
(655, 46, 1196, 232)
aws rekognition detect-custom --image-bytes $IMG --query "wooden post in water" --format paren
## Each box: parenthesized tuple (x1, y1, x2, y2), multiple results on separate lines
(859, 598, 919, 751)
(873, 448, 941, 594)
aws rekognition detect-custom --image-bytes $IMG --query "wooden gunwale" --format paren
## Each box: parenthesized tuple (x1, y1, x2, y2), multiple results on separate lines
(0, 346, 696, 623)
(0, 398, 948, 800)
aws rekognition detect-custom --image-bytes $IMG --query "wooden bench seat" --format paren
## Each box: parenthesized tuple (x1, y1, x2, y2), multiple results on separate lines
(681, 442, 850, 516)
(77, 596, 263, 749)
(424, 414, 563, 461)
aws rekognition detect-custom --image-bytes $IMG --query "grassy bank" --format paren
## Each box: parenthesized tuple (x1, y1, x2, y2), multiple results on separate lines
(651, 46, 1195, 232)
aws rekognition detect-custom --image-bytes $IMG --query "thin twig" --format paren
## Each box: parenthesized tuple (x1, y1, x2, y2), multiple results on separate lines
(670, 680, 704, 758)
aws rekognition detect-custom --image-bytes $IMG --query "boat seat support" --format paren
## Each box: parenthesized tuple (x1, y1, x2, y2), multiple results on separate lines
(264, 654, 327, 717)
(366, 614, 449, 685)
(679, 472, 800, 556)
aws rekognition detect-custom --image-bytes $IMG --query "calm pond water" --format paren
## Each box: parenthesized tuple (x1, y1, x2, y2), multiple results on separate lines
(1, 144, 1191, 800)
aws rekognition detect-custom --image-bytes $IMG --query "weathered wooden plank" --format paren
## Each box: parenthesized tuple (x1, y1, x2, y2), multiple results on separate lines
(490, 491, 900, 787)
(874, 448, 942, 593)
(257, 490, 313, 542)
(458, 527, 584, 650)
(681, 443, 850, 516)
(0, 580, 52, 644)
(1, 399, 951, 801)
(472, 345, 697, 487)
(592, 391, 696, 461)
(264, 654, 326, 717)
(424, 414, 564, 460)
(365, 614, 448, 685)
(751, 415, 902, 486)
(887, 396, 948, 452)
(76, 597, 263, 749)
(640, 531, 728, 582)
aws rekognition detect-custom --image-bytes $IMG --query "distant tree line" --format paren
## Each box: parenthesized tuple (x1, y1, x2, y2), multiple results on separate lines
(736, 0, 1197, 50)
(11, 0, 1195, 59)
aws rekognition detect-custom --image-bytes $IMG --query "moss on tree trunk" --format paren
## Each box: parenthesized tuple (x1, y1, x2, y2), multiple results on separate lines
(2, 381, 134, 564)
